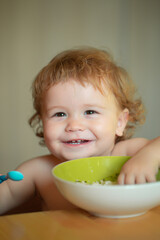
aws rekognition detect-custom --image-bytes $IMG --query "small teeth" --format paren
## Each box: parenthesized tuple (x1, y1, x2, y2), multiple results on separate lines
(72, 140, 81, 143)
(67, 140, 88, 144)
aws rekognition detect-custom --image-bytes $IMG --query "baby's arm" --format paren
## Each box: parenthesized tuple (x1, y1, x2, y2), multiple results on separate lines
(117, 137, 160, 184)
(0, 159, 37, 215)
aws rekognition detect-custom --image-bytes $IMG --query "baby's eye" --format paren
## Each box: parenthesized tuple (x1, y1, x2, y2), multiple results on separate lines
(84, 110, 98, 115)
(53, 112, 66, 117)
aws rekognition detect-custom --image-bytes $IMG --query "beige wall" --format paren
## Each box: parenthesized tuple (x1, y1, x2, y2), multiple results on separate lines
(0, 0, 160, 172)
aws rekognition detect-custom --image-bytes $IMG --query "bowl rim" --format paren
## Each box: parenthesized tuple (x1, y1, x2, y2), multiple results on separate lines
(52, 170, 160, 190)
(52, 156, 160, 189)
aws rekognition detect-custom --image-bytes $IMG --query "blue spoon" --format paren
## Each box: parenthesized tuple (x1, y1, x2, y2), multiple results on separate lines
(0, 171, 24, 183)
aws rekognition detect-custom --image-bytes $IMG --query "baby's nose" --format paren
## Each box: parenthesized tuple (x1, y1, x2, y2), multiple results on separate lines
(65, 118, 85, 132)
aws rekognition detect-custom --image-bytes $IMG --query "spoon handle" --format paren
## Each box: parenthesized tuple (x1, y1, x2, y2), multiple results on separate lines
(0, 175, 7, 183)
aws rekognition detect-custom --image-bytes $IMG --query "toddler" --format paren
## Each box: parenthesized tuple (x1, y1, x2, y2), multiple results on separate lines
(0, 47, 160, 215)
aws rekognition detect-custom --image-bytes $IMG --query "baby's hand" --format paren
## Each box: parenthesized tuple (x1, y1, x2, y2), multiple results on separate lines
(118, 157, 158, 185)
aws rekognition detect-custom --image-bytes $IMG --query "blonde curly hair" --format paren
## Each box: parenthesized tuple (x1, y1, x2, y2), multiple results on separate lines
(29, 47, 145, 145)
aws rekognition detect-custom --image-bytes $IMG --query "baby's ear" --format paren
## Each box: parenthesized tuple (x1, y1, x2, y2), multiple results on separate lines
(116, 108, 129, 136)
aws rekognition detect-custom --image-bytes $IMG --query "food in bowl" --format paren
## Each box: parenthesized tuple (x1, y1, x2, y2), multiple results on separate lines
(75, 179, 116, 185)
(75, 173, 119, 185)
(52, 156, 160, 218)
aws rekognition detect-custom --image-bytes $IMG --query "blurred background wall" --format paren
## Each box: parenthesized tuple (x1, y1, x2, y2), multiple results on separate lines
(0, 0, 160, 172)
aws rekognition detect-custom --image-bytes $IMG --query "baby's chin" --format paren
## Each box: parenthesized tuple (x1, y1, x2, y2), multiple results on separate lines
(58, 153, 101, 162)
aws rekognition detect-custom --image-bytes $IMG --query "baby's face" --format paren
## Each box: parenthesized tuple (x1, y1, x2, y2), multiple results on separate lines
(41, 79, 125, 161)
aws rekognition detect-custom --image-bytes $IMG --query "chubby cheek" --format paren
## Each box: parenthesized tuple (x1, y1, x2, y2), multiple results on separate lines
(92, 118, 117, 138)
(42, 126, 58, 155)
(43, 121, 56, 143)
(91, 123, 104, 137)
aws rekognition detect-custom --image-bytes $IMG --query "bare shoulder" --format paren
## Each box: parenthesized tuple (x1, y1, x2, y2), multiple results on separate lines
(112, 138, 150, 156)
(17, 154, 59, 169)
(15, 154, 61, 183)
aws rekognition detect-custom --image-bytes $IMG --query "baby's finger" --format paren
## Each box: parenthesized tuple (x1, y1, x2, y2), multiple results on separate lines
(145, 175, 156, 183)
(118, 174, 136, 185)
(135, 175, 146, 184)
(117, 173, 125, 185)
(124, 174, 136, 185)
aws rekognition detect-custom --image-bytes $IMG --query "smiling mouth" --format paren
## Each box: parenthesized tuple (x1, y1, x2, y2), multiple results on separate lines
(64, 139, 92, 145)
